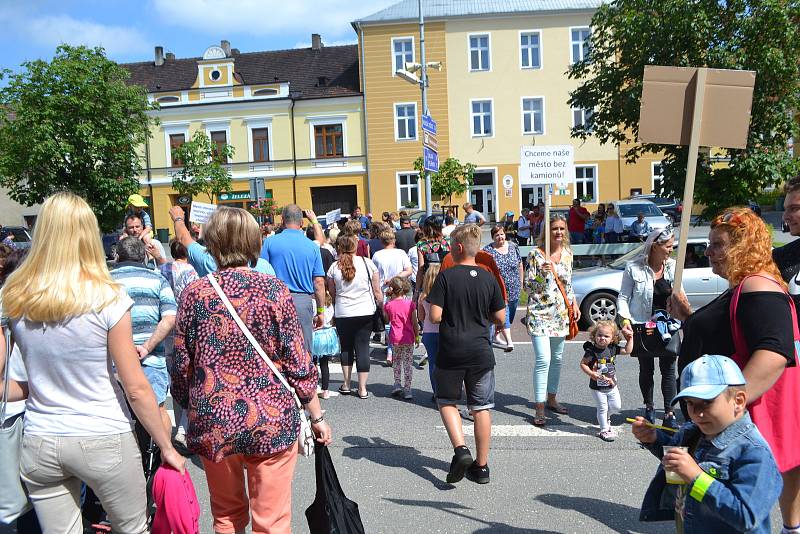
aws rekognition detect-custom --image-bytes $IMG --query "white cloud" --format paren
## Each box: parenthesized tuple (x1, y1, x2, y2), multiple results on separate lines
(151, 0, 396, 41)
(13, 14, 149, 59)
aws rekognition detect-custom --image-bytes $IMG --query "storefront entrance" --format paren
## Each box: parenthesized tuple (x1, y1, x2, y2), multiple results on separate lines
(470, 171, 495, 222)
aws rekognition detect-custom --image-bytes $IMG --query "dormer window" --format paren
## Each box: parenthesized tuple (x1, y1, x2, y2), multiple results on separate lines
(253, 88, 278, 96)
(210, 69, 222, 81)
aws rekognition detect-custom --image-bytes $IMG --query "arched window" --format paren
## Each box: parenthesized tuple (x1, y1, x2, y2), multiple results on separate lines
(252, 88, 278, 96)
(156, 95, 180, 104)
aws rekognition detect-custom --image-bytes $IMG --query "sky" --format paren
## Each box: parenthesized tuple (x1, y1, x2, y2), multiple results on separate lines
(0, 0, 398, 72)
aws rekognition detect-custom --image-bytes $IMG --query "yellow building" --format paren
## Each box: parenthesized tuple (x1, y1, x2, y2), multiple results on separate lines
(123, 38, 367, 235)
(354, 0, 663, 221)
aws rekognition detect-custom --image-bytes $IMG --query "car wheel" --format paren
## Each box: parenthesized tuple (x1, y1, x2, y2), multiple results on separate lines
(581, 291, 618, 328)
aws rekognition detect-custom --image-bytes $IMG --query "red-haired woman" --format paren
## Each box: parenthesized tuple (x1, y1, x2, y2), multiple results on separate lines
(669, 206, 800, 529)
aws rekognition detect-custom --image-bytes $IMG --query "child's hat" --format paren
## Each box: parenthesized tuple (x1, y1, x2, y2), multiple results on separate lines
(671, 355, 745, 405)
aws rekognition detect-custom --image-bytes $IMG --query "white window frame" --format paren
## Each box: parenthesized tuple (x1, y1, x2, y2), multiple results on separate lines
(468, 33, 491, 72)
(652, 161, 664, 194)
(519, 30, 543, 70)
(391, 36, 415, 76)
(394, 102, 418, 141)
(244, 117, 274, 163)
(204, 120, 232, 163)
(470, 98, 494, 138)
(571, 106, 594, 132)
(521, 96, 546, 135)
(396, 171, 421, 210)
(307, 115, 348, 159)
(162, 122, 190, 168)
(574, 164, 599, 203)
(570, 26, 591, 65)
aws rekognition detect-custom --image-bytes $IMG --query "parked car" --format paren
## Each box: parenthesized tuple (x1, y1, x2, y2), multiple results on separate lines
(747, 200, 762, 217)
(628, 194, 682, 222)
(614, 199, 672, 236)
(0, 226, 32, 249)
(571, 237, 725, 328)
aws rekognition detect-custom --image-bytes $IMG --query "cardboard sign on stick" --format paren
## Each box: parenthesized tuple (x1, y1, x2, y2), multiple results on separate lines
(638, 66, 755, 290)
(189, 201, 217, 224)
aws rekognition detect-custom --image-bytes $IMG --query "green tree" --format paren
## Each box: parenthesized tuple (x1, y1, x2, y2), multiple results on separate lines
(414, 157, 476, 208)
(0, 45, 155, 231)
(567, 0, 800, 219)
(171, 131, 234, 204)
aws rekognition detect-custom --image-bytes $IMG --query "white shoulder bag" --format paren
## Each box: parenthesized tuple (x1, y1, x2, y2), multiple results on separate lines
(206, 274, 315, 457)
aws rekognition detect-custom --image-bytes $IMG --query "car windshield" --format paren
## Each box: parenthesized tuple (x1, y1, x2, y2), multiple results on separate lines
(618, 203, 663, 217)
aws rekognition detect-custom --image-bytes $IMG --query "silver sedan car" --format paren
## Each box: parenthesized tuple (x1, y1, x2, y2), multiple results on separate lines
(571, 238, 726, 327)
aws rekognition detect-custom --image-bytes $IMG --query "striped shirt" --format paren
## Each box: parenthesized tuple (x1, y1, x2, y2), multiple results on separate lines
(111, 262, 177, 368)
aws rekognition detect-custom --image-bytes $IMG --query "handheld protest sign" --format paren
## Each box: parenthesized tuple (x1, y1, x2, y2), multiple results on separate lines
(638, 66, 755, 290)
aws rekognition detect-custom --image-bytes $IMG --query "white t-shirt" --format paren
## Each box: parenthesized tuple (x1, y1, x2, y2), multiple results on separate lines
(442, 224, 457, 237)
(408, 246, 419, 283)
(372, 247, 411, 290)
(6, 345, 27, 418)
(10, 293, 135, 436)
(328, 257, 378, 318)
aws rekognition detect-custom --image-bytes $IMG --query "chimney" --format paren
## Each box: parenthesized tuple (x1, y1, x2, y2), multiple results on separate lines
(220, 40, 231, 57)
(165, 52, 175, 61)
(311, 34, 323, 51)
(154, 46, 164, 66)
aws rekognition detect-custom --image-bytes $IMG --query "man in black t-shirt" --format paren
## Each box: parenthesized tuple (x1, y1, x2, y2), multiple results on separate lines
(427, 224, 505, 485)
(774, 176, 800, 292)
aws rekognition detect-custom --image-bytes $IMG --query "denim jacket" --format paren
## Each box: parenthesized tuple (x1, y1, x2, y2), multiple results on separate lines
(617, 258, 677, 323)
(640, 413, 782, 533)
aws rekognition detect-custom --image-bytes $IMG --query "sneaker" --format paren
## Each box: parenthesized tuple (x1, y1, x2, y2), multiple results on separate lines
(391, 383, 403, 396)
(446, 446, 473, 483)
(491, 340, 510, 350)
(403, 389, 413, 400)
(598, 429, 616, 442)
(644, 406, 656, 424)
(663, 413, 679, 430)
(419, 355, 428, 367)
(465, 462, 490, 484)
(459, 408, 474, 422)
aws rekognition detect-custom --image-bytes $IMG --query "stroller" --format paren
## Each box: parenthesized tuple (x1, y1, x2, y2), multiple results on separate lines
(82, 403, 162, 533)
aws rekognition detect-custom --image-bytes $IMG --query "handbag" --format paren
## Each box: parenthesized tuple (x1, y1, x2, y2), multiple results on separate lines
(362, 257, 384, 333)
(206, 274, 315, 457)
(629, 322, 681, 359)
(551, 265, 579, 341)
(305, 443, 365, 534)
(0, 327, 32, 523)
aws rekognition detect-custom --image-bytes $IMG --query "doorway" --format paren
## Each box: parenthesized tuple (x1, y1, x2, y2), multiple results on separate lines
(470, 171, 495, 221)
(311, 185, 357, 216)
(521, 186, 546, 211)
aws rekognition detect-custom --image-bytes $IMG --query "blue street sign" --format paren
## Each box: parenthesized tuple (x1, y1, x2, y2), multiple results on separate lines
(423, 146, 439, 173)
(421, 114, 437, 135)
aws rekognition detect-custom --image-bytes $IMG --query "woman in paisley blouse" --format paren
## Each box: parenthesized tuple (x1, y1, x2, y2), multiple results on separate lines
(172, 206, 332, 534)
(524, 213, 581, 426)
(483, 225, 524, 351)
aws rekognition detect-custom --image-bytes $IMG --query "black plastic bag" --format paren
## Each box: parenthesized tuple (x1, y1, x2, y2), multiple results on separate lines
(305, 443, 366, 534)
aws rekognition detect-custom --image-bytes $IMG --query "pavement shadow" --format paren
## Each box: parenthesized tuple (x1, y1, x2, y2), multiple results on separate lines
(341, 435, 454, 490)
(385, 498, 560, 533)
(535, 493, 670, 534)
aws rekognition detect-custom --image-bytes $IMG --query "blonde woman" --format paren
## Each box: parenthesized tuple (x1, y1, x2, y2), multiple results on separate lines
(524, 214, 581, 426)
(0, 192, 184, 533)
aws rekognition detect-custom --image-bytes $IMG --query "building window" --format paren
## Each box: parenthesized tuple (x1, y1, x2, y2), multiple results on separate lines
(522, 97, 545, 135)
(314, 124, 344, 158)
(652, 162, 664, 193)
(398, 173, 420, 209)
(394, 103, 417, 141)
(469, 34, 490, 71)
(571, 27, 591, 64)
(471, 100, 493, 137)
(392, 37, 414, 73)
(210, 130, 227, 163)
(252, 128, 270, 162)
(575, 165, 597, 203)
(572, 107, 594, 132)
(252, 88, 278, 96)
(169, 133, 185, 166)
(520, 31, 541, 69)
(156, 95, 180, 104)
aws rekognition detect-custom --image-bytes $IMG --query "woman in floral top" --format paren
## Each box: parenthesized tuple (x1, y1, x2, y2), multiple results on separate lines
(173, 206, 331, 534)
(524, 214, 580, 426)
(416, 216, 451, 281)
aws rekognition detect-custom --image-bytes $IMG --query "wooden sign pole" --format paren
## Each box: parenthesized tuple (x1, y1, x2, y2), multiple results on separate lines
(673, 68, 708, 291)
(544, 186, 551, 258)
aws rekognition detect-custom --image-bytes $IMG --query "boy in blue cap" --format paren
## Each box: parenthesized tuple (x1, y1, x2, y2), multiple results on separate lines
(633, 354, 782, 533)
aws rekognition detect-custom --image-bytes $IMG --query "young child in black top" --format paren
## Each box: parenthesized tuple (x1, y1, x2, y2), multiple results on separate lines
(580, 320, 634, 442)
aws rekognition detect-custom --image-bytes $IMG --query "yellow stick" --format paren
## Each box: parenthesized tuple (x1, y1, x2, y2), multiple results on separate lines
(625, 417, 679, 433)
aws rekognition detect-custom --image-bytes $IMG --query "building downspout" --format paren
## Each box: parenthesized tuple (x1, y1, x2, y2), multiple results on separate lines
(290, 96, 298, 204)
(357, 23, 372, 212)
(145, 135, 155, 226)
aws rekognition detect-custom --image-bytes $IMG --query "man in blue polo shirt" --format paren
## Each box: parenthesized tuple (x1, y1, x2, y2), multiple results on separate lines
(261, 204, 326, 352)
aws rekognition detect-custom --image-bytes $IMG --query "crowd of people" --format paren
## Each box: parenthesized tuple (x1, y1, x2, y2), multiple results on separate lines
(1, 175, 800, 533)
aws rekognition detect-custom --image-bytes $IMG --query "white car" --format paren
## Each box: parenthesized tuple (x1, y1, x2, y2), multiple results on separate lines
(614, 199, 672, 236)
(571, 238, 726, 327)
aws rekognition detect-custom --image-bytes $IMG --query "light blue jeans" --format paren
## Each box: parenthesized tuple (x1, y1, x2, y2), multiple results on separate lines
(531, 335, 566, 403)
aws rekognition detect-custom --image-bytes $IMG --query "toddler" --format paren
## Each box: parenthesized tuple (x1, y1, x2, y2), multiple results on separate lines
(580, 320, 634, 441)
(312, 290, 339, 399)
(383, 276, 418, 400)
